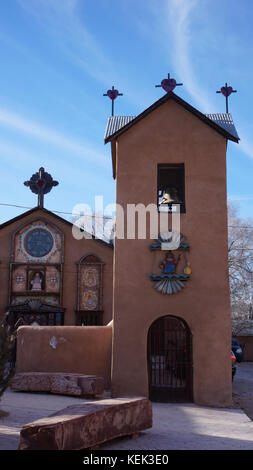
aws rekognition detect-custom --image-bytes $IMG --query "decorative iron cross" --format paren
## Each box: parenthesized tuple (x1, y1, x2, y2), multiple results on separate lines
(103, 85, 123, 116)
(24, 167, 59, 208)
(155, 73, 183, 93)
(216, 82, 237, 113)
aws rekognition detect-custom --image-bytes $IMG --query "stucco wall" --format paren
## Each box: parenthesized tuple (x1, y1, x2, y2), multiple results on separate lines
(111, 99, 232, 406)
(16, 323, 112, 389)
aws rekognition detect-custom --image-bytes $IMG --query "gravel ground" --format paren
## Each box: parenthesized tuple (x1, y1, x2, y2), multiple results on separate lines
(232, 362, 253, 421)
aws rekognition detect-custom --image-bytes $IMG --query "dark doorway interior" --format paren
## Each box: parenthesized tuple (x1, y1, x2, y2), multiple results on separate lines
(147, 315, 193, 402)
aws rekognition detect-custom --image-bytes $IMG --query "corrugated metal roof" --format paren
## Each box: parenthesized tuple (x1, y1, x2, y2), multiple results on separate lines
(104, 116, 135, 141)
(104, 113, 239, 142)
(206, 113, 240, 141)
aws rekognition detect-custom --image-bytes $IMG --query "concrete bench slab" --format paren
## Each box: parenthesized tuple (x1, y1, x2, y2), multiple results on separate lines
(10, 372, 104, 397)
(18, 397, 152, 450)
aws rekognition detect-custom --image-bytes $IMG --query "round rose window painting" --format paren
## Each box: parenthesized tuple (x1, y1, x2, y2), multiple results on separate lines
(24, 228, 53, 258)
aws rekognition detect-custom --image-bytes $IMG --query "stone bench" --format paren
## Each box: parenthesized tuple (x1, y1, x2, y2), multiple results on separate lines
(18, 397, 152, 450)
(10, 372, 104, 397)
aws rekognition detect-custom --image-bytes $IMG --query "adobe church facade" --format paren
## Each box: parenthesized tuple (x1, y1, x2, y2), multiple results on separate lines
(0, 206, 113, 328)
(3, 89, 239, 406)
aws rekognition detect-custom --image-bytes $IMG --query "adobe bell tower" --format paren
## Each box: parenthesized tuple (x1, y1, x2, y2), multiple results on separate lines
(105, 81, 239, 406)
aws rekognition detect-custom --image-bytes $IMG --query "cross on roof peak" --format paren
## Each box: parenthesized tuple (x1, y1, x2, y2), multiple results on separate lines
(216, 82, 237, 113)
(155, 73, 183, 93)
(103, 85, 123, 116)
(24, 167, 59, 208)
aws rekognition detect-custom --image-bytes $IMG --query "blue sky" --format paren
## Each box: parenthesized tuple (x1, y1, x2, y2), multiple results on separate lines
(0, 0, 253, 224)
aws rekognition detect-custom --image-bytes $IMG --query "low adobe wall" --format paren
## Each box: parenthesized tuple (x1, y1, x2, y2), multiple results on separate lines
(15, 323, 112, 389)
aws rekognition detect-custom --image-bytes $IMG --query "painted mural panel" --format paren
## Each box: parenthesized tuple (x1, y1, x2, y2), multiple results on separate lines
(79, 264, 101, 311)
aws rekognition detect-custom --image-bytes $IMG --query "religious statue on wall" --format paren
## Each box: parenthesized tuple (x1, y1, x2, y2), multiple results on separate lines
(150, 232, 191, 295)
(159, 251, 181, 274)
(30, 272, 43, 291)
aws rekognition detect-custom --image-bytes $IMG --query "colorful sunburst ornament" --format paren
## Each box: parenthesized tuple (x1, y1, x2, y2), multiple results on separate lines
(150, 232, 191, 295)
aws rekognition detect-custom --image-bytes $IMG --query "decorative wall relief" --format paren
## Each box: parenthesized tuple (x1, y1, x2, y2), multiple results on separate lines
(11, 296, 60, 306)
(150, 232, 191, 294)
(12, 266, 27, 292)
(9, 219, 63, 312)
(12, 266, 61, 292)
(45, 266, 60, 292)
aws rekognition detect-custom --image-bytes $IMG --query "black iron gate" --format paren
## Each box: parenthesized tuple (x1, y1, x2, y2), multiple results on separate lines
(147, 315, 193, 402)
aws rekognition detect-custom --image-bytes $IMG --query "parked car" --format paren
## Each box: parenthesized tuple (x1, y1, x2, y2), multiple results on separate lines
(232, 350, 236, 381)
(232, 338, 243, 363)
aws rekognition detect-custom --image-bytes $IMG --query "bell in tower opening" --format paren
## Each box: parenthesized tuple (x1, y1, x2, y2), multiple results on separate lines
(159, 187, 182, 205)
(157, 164, 186, 213)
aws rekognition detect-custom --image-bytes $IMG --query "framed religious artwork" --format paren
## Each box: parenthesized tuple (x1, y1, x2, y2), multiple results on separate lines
(76, 254, 104, 325)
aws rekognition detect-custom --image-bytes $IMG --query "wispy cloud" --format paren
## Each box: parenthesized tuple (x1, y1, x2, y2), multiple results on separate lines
(165, 0, 253, 168)
(235, 130, 253, 161)
(167, 0, 215, 113)
(0, 106, 107, 165)
(0, 139, 111, 203)
(16, 0, 150, 111)
(229, 195, 253, 202)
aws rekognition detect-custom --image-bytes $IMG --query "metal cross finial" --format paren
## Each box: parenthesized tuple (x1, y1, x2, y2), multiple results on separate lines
(216, 82, 237, 113)
(103, 85, 123, 116)
(24, 167, 59, 208)
(155, 73, 183, 93)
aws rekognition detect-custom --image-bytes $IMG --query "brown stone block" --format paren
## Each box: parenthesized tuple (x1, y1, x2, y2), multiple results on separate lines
(10, 372, 104, 397)
(18, 397, 152, 450)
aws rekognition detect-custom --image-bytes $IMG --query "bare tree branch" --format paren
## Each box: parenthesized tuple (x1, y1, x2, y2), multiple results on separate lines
(228, 200, 253, 334)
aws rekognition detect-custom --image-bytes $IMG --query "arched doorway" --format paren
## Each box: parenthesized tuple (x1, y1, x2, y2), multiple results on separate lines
(147, 315, 193, 402)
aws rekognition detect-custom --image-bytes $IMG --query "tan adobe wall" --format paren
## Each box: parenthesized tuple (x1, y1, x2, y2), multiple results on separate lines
(16, 323, 112, 389)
